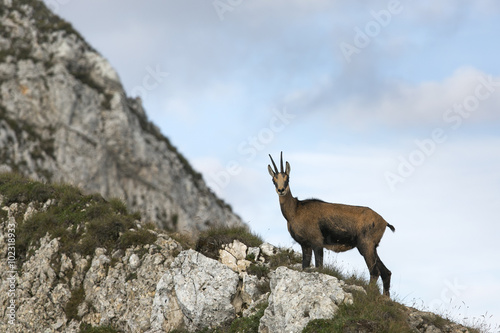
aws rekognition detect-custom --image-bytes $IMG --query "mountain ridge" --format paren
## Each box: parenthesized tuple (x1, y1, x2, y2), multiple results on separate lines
(0, 0, 243, 233)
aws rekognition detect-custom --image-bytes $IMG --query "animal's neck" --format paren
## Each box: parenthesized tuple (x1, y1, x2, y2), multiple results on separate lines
(279, 190, 297, 221)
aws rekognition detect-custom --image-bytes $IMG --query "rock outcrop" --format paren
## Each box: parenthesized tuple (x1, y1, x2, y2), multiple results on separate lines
(0, 0, 243, 233)
(259, 266, 354, 333)
(149, 249, 240, 332)
(0, 178, 478, 332)
(0, 193, 182, 332)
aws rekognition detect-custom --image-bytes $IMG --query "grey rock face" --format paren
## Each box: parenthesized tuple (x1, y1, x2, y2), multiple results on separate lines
(0, 0, 244, 234)
(259, 266, 353, 333)
(149, 249, 240, 332)
(0, 199, 182, 333)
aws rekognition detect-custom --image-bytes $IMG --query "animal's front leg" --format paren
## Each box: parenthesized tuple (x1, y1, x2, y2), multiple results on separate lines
(301, 245, 312, 269)
(313, 247, 324, 268)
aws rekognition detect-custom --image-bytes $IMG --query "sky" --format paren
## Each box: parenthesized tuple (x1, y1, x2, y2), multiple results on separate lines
(47, 0, 500, 329)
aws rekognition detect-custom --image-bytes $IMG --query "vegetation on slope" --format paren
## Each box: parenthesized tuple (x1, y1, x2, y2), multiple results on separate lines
(0, 172, 154, 266)
(0, 172, 487, 333)
(0, 172, 158, 331)
(192, 223, 483, 333)
(195, 225, 264, 260)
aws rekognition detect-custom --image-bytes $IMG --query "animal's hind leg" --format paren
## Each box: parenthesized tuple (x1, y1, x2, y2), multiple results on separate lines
(301, 245, 312, 269)
(358, 244, 380, 288)
(376, 253, 392, 297)
(313, 247, 324, 268)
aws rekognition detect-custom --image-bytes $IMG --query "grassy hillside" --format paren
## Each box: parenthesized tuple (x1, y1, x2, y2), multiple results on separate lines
(0, 172, 155, 267)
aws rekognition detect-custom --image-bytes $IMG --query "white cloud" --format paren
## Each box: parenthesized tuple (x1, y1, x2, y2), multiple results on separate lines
(286, 67, 500, 129)
(371, 67, 500, 126)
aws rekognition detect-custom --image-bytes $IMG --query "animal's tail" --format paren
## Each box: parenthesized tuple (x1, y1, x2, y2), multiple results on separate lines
(387, 222, 396, 232)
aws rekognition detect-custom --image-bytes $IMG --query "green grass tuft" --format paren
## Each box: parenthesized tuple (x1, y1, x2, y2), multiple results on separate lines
(195, 226, 263, 260)
(119, 228, 157, 250)
(65, 286, 85, 322)
(79, 323, 119, 333)
(247, 263, 270, 280)
(303, 287, 413, 333)
(267, 248, 302, 269)
(0, 172, 54, 205)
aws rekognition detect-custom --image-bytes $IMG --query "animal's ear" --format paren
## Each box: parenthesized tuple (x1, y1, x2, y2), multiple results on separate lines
(285, 161, 291, 175)
(268, 165, 275, 177)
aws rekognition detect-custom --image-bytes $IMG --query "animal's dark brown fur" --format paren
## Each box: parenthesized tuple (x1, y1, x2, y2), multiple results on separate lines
(268, 152, 395, 296)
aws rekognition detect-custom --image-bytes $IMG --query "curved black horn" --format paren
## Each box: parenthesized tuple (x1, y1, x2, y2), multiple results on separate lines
(280, 151, 284, 173)
(269, 154, 278, 173)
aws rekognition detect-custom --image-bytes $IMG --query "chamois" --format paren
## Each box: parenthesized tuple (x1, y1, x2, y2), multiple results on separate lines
(268, 152, 396, 296)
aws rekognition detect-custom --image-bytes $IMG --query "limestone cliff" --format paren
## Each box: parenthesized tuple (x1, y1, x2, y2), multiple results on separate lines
(0, 0, 243, 233)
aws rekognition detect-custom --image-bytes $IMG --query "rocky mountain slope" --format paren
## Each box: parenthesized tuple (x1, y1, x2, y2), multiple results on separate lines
(0, 173, 479, 333)
(0, 0, 243, 233)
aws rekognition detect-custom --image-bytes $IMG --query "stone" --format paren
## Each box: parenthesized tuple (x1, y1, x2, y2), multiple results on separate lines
(241, 274, 265, 301)
(243, 292, 270, 318)
(237, 259, 252, 272)
(224, 240, 248, 260)
(220, 240, 254, 273)
(259, 242, 277, 257)
(59, 253, 74, 278)
(219, 248, 238, 272)
(258, 266, 352, 333)
(129, 253, 140, 270)
(343, 284, 367, 295)
(0, 192, 184, 332)
(149, 249, 240, 332)
(247, 246, 261, 261)
(23, 202, 36, 221)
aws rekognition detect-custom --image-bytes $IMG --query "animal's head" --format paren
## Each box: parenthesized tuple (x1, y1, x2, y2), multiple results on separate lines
(268, 152, 291, 196)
